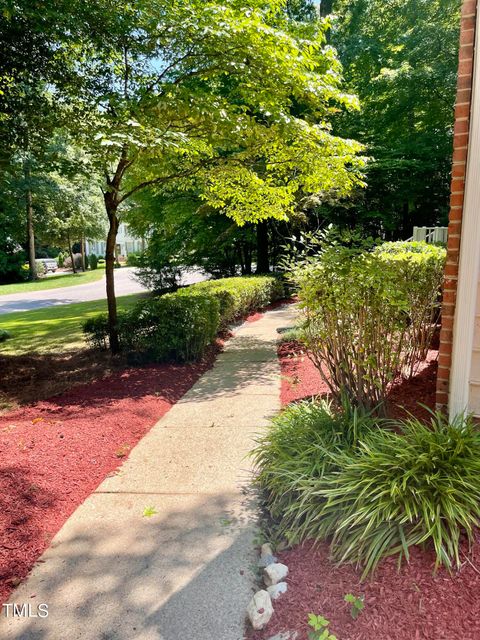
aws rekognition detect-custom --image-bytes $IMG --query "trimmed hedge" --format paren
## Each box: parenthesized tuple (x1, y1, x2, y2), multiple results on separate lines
(83, 275, 284, 361)
(122, 292, 220, 362)
(184, 275, 284, 326)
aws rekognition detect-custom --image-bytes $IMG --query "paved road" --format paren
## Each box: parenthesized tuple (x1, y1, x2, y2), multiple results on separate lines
(0, 268, 206, 315)
(1, 305, 296, 640)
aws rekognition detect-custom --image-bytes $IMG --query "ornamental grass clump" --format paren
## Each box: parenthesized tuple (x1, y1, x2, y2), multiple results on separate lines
(290, 239, 445, 412)
(252, 398, 378, 531)
(281, 411, 480, 577)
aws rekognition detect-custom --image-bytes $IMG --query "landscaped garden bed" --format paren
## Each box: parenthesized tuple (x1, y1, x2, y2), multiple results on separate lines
(251, 535, 480, 640)
(251, 340, 478, 640)
(249, 340, 480, 640)
(247, 240, 480, 640)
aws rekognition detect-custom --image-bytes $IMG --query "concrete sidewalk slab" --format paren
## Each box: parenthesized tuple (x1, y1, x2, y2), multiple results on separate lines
(1, 304, 296, 640)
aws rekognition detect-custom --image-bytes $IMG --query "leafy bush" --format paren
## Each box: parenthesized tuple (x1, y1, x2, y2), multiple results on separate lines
(290, 239, 445, 411)
(34, 260, 46, 277)
(252, 399, 378, 529)
(88, 253, 98, 270)
(83, 275, 284, 360)
(374, 241, 446, 375)
(0, 328, 11, 342)
(119, 292, 220, 362)
(64, 253, 83, 271)
(256, 407, 480, 577)
(57, 252, 65, 268)
(190, 275, 284, 326)
(98, 258, 106, 267)
(82, 314, 110, 350)
(83, 294, 220, 361)
(135, 262, 179, 292)
(126, 252, 142, 267)
(0, 243, 27, 284)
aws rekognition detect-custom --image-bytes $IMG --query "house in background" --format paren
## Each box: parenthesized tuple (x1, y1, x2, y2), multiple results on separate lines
(85, 223, 146, 259)
(436, 0, 480, 418)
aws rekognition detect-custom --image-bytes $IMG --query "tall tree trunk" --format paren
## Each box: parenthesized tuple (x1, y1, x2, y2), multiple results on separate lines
(256, 221, 270, 274)
(67, 232, 76, 274)
(24, 163, 37, 280)
(244, 243, 253, 275)
(80, 235, 86, 271)
(105, 195, 120, 354)
(320, 0, 334, 17)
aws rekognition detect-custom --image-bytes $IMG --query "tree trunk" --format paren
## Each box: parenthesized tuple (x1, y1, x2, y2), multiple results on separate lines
(105, 196, 120, 354)
(256, 221, 270, 274)
(67, 232, 76, 274)
(81, 235, 86, 271)
(320, 0, 334, 17)
(24, 164, 37, 280)
(244, 244, 252, 275)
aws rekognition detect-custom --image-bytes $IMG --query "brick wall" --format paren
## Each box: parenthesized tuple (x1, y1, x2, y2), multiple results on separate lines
(436, 0, 478, 410)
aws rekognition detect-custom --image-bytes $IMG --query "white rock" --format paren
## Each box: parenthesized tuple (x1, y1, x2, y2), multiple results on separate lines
(258, 553, 277, 568)
(247, 590, 274, 631)
(267, 581, 288, 600)
(263, 562, 289, 586)
(259, 542, 277, 567)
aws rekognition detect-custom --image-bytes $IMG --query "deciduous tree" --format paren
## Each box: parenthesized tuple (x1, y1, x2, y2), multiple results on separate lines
(67, 0, 364, 352)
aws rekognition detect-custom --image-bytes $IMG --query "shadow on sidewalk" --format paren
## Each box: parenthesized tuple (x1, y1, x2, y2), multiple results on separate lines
(2, 490, 259, 640)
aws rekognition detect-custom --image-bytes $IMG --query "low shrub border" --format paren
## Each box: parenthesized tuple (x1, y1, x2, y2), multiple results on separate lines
(189, 276, 284, 326)
(83, 275, 285, 362)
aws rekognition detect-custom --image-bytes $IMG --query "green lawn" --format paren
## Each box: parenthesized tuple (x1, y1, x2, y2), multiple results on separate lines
(0, 269, 104, 296)
(0, 294, 143, 355)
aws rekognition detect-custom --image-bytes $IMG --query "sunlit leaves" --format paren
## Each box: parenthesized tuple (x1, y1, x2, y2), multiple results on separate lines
(66, 0, 364, 223)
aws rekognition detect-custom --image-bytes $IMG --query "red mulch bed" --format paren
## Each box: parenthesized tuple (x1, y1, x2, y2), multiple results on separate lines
(0, 345, 221, 605)
(252, 538, 480, 640)
(250, 342, 480, 640)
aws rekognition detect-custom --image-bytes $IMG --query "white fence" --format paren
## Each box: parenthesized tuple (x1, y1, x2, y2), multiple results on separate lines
(409, 226, 448, 244)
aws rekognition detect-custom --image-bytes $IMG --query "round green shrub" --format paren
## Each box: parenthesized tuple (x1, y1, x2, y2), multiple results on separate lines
(0, 328, 11, 343)
(290, 240, 446, 412)
(88, 254, 98, 270)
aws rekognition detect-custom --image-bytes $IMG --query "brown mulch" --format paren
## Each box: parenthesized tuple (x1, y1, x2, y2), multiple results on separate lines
(249, 342, 480, 640)
(0, 350, 128, 413)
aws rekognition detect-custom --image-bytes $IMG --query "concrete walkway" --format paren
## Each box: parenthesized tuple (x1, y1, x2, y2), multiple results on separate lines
(1, 305, 296, 640)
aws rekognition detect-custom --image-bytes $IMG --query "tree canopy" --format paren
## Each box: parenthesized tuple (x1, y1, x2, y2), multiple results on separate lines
(49, 0, 365, 350)
(329, 0, 461, 236)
